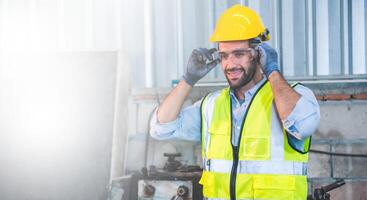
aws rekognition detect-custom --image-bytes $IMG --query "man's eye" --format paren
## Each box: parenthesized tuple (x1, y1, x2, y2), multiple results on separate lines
(220, 54, 228, 60)
(234, 53, 245, 58)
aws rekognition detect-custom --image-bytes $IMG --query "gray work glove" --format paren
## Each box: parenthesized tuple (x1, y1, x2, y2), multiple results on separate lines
(258, 43, 280, 77)
(182, 48, 220, 86)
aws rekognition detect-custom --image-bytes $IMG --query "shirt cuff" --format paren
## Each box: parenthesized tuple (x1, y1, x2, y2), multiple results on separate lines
(149, 108, 180, 139)
(282, 96, 317, 140)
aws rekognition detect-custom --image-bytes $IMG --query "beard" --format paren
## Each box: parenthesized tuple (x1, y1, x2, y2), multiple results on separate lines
(225, 63, 257, 90)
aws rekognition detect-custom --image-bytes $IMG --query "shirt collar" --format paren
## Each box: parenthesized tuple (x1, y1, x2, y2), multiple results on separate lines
(230, 75, 267, 101)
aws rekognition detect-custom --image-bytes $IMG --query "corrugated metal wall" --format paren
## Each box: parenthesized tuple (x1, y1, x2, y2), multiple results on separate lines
(129, 0, 367, 88)
(0, 0, 366, 87)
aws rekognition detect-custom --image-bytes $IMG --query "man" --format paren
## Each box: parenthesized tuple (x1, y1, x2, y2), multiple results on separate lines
(150, 4, 320, 200)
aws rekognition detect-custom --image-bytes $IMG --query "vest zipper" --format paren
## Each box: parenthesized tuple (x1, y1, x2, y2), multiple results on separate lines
(230, 146, 239, 200)
(206, 159, 211, 171)
(228, 81, 268, 200)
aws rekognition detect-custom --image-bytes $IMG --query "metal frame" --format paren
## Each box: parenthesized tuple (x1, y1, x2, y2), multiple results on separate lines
(305, 0, 310, 76)
(340, 0, 345, 75)
(195, 75, 367, 88)
(347, 0, 353, 75)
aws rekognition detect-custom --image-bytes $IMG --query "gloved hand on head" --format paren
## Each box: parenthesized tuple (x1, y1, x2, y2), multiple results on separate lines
(258, 43, 280, 78)
(182, 48, 220, 86)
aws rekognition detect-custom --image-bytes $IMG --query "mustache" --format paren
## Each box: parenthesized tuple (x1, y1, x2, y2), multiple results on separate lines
(225, 67, 245, 73)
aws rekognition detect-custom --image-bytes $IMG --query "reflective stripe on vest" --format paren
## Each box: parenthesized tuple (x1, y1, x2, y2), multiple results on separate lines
(199, 81, 309, 200)
(202, 158, 307, 175)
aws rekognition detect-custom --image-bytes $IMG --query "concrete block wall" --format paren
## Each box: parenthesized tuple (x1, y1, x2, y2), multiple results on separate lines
(308, 140, 367, 200)
(307, 100, 367, 199)
(126, 85, 367, 199)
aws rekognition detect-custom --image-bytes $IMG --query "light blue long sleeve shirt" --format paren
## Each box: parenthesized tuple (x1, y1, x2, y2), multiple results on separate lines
(150, 76, 320, 151)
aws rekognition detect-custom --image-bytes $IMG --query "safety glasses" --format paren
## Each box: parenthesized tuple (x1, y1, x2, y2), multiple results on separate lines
(218, 48, 256, 64)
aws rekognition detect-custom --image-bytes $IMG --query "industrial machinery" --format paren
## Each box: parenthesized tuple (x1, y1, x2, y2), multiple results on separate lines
(124, 153, 203, 200)
(117, 153, 347, 200)
(307, 179, 346, 200)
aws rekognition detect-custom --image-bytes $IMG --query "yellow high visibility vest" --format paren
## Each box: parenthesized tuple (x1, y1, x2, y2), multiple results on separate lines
(199, 81, 311, 200)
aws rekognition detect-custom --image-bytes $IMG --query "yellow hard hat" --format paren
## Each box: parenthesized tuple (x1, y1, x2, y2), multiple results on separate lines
(210, 4, 270, 42)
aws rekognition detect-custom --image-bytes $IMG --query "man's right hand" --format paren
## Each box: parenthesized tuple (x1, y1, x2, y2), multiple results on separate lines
(182, 48, 220, 86)
(258, 43, 280, 78)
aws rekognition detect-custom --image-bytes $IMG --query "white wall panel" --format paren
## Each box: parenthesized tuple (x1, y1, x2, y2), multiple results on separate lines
(0, 51, 117, 200)
(352, 0, 366, 74)
(282, 0, 295, 76)
(316, 0, 330, 75)
(328, 0, 342, 75)
(94, 0, 118, 50)
(153, 0, 178, 87)
(342, 0, 350, 75)
(306, 0, 315, 76)
(0, 0, 121, 199)
(0, 0, 118, 51)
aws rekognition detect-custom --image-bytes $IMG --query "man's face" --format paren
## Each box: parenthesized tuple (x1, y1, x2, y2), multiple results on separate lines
(218, 41, 258, 90)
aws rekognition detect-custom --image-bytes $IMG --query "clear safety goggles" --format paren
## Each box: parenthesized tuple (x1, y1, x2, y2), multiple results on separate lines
(218, 48, 257, 64)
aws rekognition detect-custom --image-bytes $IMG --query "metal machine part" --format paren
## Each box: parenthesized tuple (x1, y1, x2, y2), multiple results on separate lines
(307, 179, 346, 200)
(136, 165, 202, 200)
(176, 185, 189, 197)
(138, 180, 192, 200)
(125, 152, 203, 200)
(163, 153, 182, 172)
(142, 182, 156, 198)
